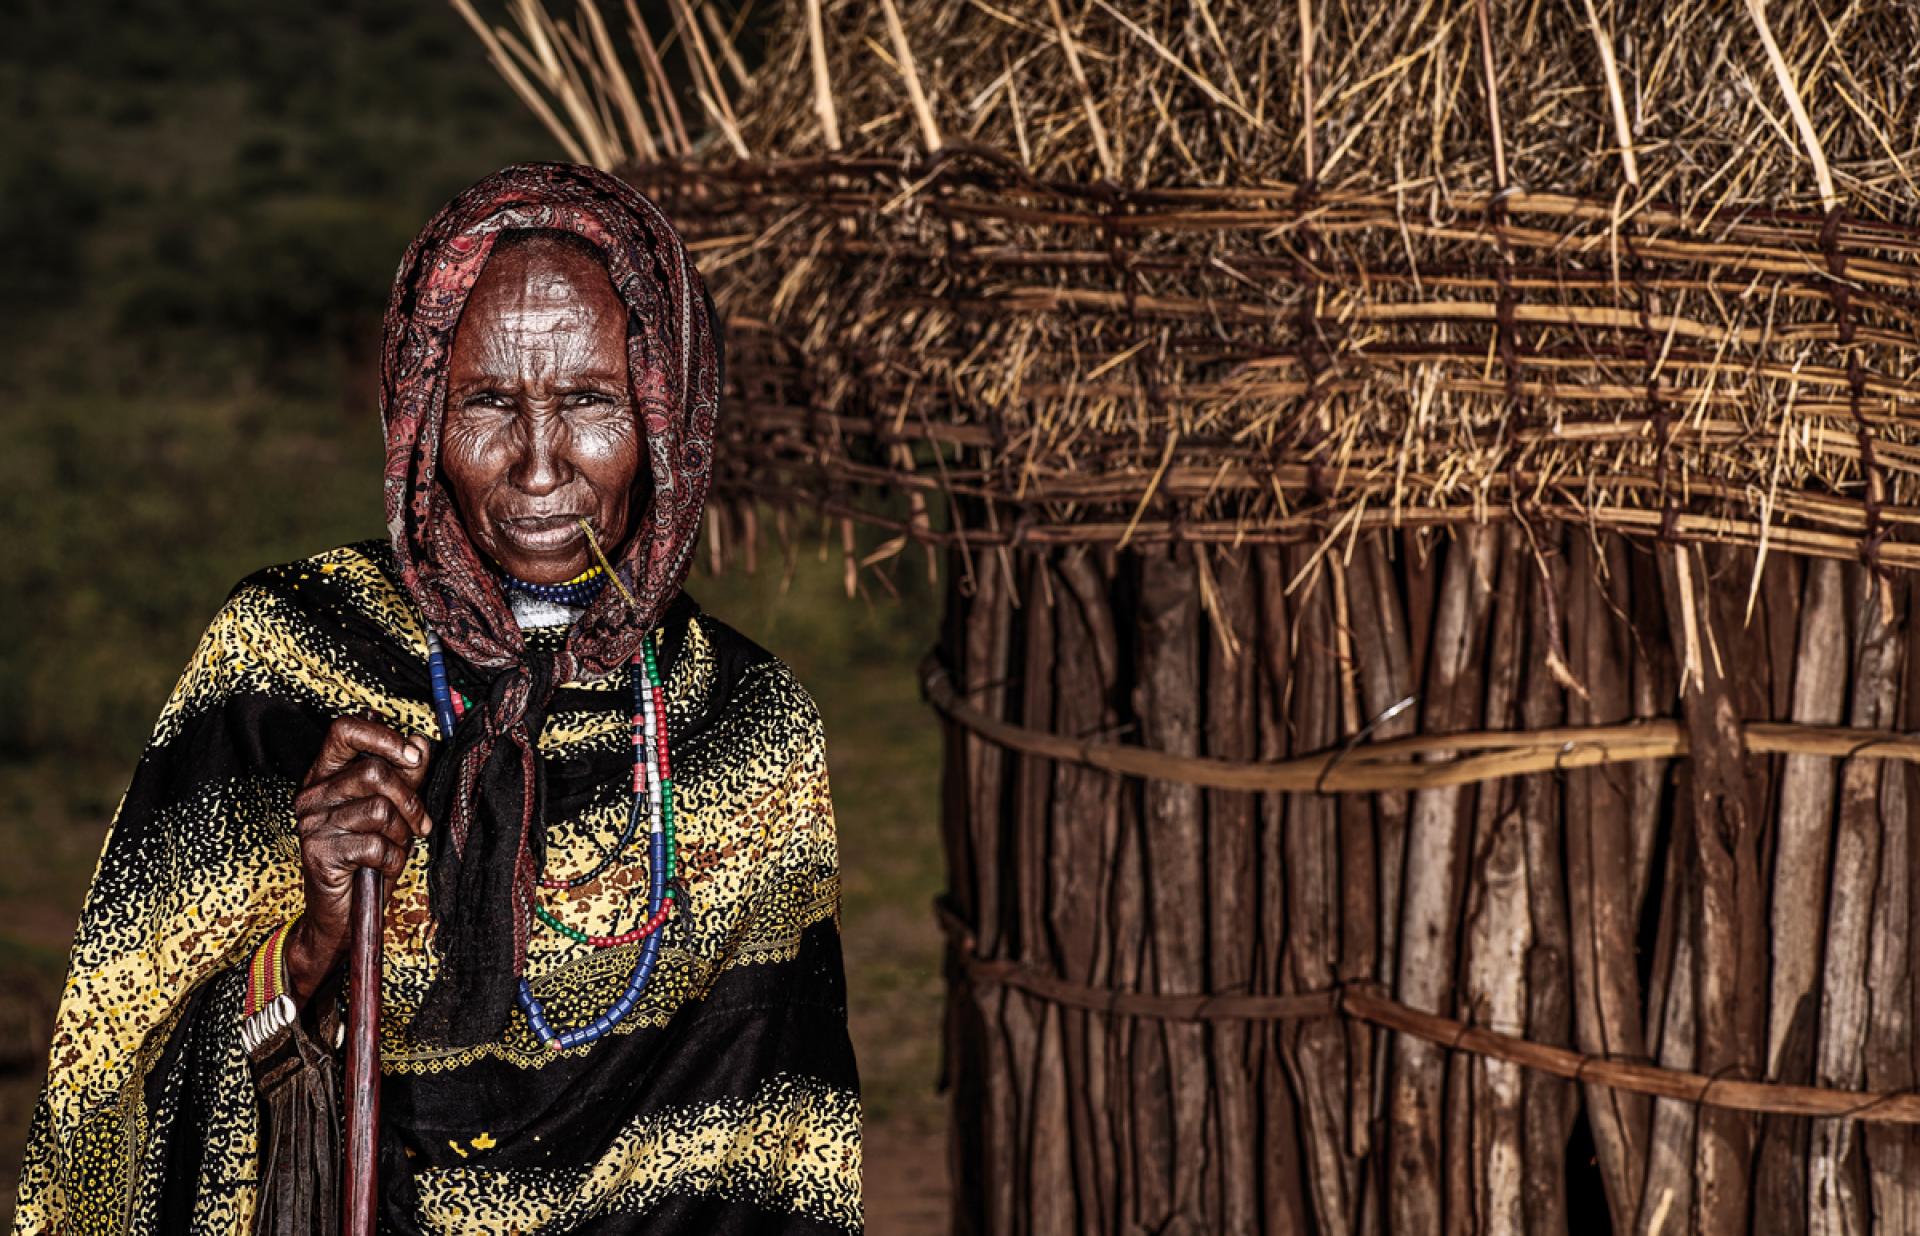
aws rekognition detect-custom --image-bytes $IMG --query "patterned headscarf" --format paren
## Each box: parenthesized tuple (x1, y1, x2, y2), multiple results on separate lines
(379, 162, 720, 1045)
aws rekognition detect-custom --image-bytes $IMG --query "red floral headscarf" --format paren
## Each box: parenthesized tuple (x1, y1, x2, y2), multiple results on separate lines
(379, 162, 720, 1045)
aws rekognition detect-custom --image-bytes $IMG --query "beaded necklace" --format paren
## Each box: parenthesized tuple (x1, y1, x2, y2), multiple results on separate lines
(423, 581, 680, 1052)
(501, 562, 609, 608)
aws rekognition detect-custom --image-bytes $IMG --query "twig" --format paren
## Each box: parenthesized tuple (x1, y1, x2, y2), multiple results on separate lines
(1743, 0, 1838, 209)
(666, 0, 749, 156)
(1045, 0, 1116, 179)
(624, 0, 692, 155)
(1579, 0, 1640, 186)
(879, 0, 943, 152)
(923, 652, 1920, 793)
(1472, 0, 1507, 191)
(1088, 0, 1262, 129)
(580, 0, 657, 162)
(450, 0, 593, 165)
(805, 0, 843, 150)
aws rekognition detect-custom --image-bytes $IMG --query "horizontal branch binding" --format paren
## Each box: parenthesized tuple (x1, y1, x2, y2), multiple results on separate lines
(937, 902, 1920, 1125)
(920, 653, 1920, 792)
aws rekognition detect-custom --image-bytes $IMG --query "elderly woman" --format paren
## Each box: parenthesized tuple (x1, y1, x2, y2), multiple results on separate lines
(13, 163, 861, 1234)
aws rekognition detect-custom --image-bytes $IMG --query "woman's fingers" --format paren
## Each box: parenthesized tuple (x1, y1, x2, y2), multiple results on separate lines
(335, 830, 412, 881)
(299, 799, 418, 896)
(295, 754, 434, 837)
(304, 715, 432, 788)
(301, 795, 417, 852)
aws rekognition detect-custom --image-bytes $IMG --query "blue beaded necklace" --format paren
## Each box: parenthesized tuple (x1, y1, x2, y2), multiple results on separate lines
(424, 603, 678, 1053)
(501, 563, 610, 608)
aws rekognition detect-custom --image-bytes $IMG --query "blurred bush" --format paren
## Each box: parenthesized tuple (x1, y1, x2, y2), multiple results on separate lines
(0, 0, 550, 771)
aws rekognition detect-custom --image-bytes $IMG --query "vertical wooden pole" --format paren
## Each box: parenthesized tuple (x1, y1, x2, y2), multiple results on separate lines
(1355, 537, 1416, 982)
(1624, 546, 1678, 927)
(1346, 534, 1415, 1233)
(1009, 552, 1073, 1234)
(1884, 576, 1920, 1234)
(1865, 696, 1916, 1233)
(1754, 555, 1845, 1236)
(1564, 535, 1649, 1231)
(1053, 549, 1125, 1234)
(1767, 556, 1846, 1070)
(1134, 541, 1208, 1232)
(1108, 555, 1151, 1231)
(344, 867, 382, 1236)
(1203, 547, 1260, 1236)
(1388, 524, 1498, 1233)
(1810, 566, 1905, 1234)
(1635, 800, 1699, 1233)
(1253, 545, 1313, 1235)
(936, 545, 981, 1235)
(953, 547, 1016, 1235)
(1327, 557, 1377, 1184)
(1518, 529, 1575, 1236)
(1460, 527, 1530, 1236)
(1279, 546, 1356, 1234)
(1659, 543, 1766, 1236)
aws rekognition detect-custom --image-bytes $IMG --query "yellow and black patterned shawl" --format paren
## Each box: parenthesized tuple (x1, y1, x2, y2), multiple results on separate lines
(12, 540, 862, 1234)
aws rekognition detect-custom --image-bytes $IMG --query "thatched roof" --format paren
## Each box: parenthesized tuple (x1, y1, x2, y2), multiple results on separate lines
(463, 0, 1920, 574)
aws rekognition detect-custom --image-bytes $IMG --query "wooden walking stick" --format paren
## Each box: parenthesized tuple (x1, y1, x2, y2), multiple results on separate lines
(344, 866, 382, 1236)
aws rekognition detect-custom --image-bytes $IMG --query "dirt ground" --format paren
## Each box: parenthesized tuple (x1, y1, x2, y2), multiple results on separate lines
(863, 1125, 952, 1234)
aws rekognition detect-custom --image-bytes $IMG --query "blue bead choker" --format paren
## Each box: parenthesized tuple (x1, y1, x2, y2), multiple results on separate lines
(501, 565, 610, 608)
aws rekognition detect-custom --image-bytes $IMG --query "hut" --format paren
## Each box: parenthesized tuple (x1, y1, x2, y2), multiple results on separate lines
(458, 0, 1920, 1231)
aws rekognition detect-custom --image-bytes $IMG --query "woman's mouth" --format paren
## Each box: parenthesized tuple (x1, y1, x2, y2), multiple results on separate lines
(497, 514, 588, 552)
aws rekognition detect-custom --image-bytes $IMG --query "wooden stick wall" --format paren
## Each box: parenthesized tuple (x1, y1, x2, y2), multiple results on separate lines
(938, 526, 1920, 1235)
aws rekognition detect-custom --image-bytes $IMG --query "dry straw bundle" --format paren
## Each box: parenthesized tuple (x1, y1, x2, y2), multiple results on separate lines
(459, 2, 1920, 1234)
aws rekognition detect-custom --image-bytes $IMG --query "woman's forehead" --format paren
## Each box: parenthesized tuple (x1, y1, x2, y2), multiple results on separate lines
(469, 238, 621, 306)
(452, 253, 628, 379)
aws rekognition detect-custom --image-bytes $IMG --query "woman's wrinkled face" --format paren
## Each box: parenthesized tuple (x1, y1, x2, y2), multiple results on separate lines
(442, 236, 643, 586)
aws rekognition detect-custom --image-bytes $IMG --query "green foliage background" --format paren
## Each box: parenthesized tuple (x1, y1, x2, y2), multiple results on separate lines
(0, 1, 945, 1220)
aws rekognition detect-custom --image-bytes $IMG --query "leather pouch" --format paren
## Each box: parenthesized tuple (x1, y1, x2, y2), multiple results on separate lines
(247, 1002, 344, 1236)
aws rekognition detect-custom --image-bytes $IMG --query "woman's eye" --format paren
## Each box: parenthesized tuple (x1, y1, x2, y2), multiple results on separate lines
(460, 391, 511, 411)
(565, 391, 613, 407)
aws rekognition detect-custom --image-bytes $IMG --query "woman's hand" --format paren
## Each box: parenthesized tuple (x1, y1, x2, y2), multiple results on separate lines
(284, 716, 434, 1007)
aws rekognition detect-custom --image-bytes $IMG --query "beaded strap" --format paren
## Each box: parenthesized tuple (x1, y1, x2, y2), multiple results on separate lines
(239, 920, 299, 1056)
(536, 685, 646, 893)
(535, 896, 673, 948)
(425, 630, 473, 738)
(425, 629, 459, 740)
(244, 920, 295, 1018)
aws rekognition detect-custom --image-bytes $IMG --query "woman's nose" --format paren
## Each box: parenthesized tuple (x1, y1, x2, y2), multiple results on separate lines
(509, 414, 572, 495)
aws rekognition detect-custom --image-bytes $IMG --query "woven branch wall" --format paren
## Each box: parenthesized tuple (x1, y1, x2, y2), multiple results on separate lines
(649, 157, 1920, 571)
(933, 525, 1920, 1236)
(463, 0, 1920, 1231)
(628, 0, 1920, 575)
